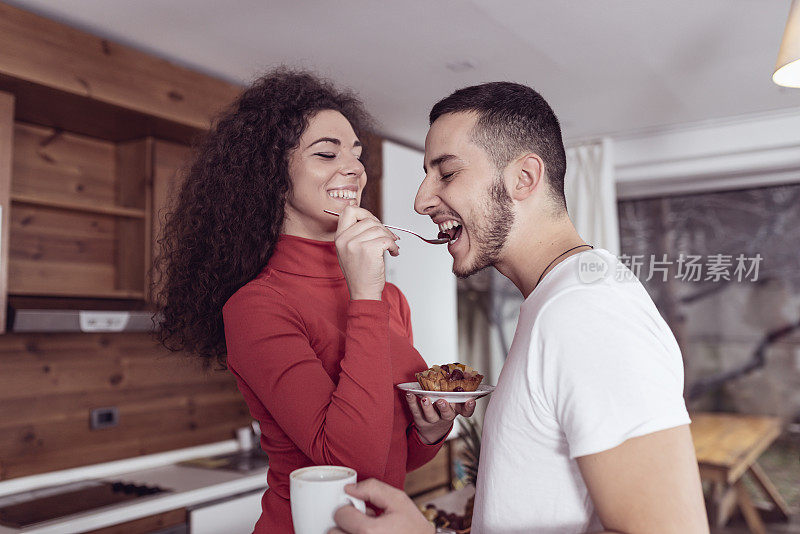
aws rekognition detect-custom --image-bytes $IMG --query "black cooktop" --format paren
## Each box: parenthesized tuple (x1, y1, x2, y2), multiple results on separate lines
(0, 480, 171, 528)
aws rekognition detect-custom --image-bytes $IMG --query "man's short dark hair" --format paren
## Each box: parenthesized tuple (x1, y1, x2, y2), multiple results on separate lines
(429, 82, 567, 210)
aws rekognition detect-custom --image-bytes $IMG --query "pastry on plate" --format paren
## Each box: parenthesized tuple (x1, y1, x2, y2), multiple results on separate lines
(415, 363, 484, 392)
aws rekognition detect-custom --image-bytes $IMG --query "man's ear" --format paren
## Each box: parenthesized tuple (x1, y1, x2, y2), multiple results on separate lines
(510, 154, 544, 201)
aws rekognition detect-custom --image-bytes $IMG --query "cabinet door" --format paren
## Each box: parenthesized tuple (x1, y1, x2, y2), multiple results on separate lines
(188, 490, 263, 534)
(0, 92, 14, 333)
(82, 508, 187, 534)
(150, 139, 190, 303)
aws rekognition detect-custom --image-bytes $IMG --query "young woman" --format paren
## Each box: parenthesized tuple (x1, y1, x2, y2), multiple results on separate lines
(155, 68, 473, 533)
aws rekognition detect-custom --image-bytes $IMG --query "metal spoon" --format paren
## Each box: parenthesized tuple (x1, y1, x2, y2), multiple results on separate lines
(323, 209, 449, 245)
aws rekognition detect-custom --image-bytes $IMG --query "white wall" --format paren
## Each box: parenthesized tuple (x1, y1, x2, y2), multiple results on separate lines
(614, 109, 800, 199)
(381, 140, 458, 367)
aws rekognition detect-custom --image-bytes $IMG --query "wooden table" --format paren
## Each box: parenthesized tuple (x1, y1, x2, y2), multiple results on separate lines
(690, 412, 791, 534)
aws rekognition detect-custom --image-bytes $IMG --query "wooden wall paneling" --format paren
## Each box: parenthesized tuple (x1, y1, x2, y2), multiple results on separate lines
(0, 336, 231, 399)
(8, 260, 123, 298)
(0, 392, 247, 459)
(115, 138, 150, 210)
(10, 214, 115, 266)
(0, 382, 242, 429)
(8, 205, 120, 297)
(11, 123, 118, 208)
(0, 91, 13, 332)
(0, 332, 251, 480)
(0, 73, 204, 145)
(115, 138, 151, 295)
(0, 3, 241, 130)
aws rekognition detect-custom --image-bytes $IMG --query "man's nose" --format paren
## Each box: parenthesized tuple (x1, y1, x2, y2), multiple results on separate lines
(414, 175, 439, 215)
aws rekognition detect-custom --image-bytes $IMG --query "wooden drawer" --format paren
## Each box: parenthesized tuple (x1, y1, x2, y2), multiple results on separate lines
(81, 508, 186, 534)
(404, 441, 453, 498)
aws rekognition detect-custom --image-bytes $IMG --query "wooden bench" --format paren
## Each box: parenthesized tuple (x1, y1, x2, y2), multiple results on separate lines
(690, 412, 791, 534)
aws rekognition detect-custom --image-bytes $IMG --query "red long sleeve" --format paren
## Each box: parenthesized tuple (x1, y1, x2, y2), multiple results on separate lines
(224, 287, 394, 475)
(221, 235, 443, 533)
(407, 424, 450, 471)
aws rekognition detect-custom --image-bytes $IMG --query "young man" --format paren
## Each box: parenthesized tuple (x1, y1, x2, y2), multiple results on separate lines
(332, 82, 709, 534)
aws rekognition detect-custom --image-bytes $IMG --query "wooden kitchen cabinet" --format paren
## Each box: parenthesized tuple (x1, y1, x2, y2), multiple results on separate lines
(0, 3, 240, 332)
(404, 440, 454, 499)
(9, 124, 152, 300)
(5, 127, 194, 305)
(188, 491, 262, 534)
(0, 2, 383, 333)
(81, 508, 187, 534)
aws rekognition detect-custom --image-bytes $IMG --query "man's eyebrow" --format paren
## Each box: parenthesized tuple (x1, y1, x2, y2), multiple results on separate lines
(307, 137, 363, 149)
(423, 154, 458, 173)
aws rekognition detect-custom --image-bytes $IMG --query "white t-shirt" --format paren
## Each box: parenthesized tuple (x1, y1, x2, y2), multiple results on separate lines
(471, 249, 690, 534)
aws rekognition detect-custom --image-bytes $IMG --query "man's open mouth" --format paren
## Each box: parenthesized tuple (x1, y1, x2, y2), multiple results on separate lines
(437, 220, 463, 245)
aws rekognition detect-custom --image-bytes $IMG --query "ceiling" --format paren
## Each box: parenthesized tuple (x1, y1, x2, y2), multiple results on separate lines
(7, 0, 800, 147)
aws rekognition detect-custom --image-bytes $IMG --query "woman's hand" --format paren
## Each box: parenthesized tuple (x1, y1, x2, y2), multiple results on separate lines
(405, 393, 476, 444)
(334, 205, 399, 301)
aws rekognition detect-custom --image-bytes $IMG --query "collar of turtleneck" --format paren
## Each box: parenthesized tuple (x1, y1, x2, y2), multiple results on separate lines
(267, 234, 344, 279)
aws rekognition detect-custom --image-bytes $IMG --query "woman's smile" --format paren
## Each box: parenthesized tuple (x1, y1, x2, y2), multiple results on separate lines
(327, 186, 358, 203)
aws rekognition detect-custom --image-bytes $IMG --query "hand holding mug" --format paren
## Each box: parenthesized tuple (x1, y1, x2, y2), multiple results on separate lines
(291, 465, 365, 534)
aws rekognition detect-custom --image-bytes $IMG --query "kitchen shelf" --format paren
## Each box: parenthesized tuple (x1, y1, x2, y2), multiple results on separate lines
(10, 287, 146, 300)
(6, 122, 152, 302)
(10, 193, 147, 219)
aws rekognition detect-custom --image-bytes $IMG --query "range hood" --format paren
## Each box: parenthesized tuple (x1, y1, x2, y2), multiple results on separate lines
(9, 309, 156, 333)
(6, 297, 158, 333)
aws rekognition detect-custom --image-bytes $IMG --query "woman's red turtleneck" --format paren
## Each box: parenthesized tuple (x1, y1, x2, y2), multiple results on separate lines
(222, 234, 445, 533)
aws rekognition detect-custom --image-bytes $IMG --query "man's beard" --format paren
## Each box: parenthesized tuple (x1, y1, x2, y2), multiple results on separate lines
(454, 177, 515, 278)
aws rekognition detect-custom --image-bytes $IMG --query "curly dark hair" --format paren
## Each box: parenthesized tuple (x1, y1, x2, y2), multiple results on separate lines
(154, 67, 373, 367)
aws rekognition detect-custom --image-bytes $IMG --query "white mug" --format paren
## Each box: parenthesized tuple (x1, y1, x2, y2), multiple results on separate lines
(290, 465, 366, 534)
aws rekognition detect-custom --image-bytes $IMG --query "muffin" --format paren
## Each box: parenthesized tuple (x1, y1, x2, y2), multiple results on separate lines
(415, 363, 484, 392)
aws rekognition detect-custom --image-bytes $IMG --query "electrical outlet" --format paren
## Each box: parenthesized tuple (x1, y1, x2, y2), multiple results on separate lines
(90, 407, 119, 430)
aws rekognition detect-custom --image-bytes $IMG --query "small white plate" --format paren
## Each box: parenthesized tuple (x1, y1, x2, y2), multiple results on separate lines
(396, 382, 496, 404)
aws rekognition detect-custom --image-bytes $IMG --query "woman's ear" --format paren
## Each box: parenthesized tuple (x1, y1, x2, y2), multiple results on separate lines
(510, 154, 544, 201)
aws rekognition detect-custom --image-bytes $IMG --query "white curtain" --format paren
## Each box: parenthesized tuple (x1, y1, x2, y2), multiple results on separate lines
(564, 138, 620, 255)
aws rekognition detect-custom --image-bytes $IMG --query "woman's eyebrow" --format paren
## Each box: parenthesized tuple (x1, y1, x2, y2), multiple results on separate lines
(306, 138, 363, 149)
(307, 137, 340, 149)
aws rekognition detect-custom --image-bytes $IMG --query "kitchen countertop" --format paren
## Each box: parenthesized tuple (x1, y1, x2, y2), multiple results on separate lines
(0, 442, 268, 534)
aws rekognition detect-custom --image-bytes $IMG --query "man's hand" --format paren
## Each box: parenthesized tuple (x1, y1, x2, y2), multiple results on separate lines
(405, 393, 475, 444)
(329, 478, 434, 534)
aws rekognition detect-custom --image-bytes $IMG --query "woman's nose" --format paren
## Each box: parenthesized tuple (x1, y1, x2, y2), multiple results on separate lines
(340, 154, 365, 176)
